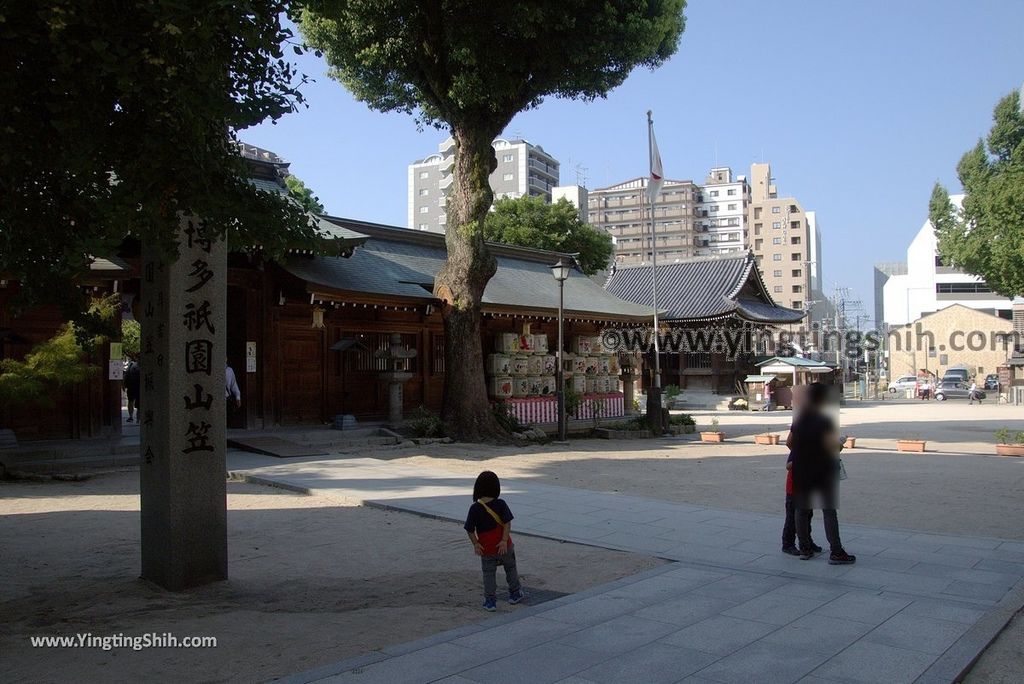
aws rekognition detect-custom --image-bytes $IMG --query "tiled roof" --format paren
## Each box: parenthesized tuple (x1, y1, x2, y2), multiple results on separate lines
(248, 177, 288, 195)
(245, 177, 367, 247)
(281, 218, 654, 321)
(604, 253, 804, 324)
(314, 215, 367, 244)
(757, 356, 835, 369)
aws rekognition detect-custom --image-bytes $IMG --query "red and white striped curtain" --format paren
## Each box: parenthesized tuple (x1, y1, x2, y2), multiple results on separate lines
(499, 393, 624, 426)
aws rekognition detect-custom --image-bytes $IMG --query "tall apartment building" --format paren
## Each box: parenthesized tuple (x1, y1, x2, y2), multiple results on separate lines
(696, 167, 749, 255)
(407, 137, 559, 231)
(746, 162, 824, 326)
(587, 178, 701, 265)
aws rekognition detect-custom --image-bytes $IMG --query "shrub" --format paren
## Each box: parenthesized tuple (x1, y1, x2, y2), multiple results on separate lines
(565, 385, 582, 418)
(663, 384, 681, 401)
(995, 428, 1024, 445)
(492, 401, 523, 433)
(729, 397, 748, 410)
(620, 416, 649, 431)
(409, 406, 445, 438)
(669, 413, 695, 426)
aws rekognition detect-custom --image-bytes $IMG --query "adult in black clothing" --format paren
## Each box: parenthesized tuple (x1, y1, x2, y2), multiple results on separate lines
(124, 359, 140, 423)
(786, 382, 856, 565)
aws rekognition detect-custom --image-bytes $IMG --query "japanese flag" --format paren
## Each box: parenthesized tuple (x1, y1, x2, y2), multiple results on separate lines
(648, 127, 664, 202)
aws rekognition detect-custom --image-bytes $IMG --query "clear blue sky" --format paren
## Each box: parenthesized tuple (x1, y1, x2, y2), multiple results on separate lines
(243, 1, 1024, 322)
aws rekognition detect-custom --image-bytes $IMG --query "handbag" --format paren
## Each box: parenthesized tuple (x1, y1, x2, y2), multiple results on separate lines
(478, 499, 505, 526)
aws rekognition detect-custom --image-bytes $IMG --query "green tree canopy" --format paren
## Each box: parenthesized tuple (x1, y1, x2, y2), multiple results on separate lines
(931, 89, 1024, 297)
(484, 196, 613, 276)
(121, 318, 141, 360)
(0, 295, 118, 407)
(286, 174, 326, 214)
(0, 1, 320, 318)
(301, 0, 686, 439)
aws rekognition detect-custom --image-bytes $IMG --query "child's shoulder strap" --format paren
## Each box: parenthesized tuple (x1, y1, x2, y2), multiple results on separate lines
(477, 499, 505, 527)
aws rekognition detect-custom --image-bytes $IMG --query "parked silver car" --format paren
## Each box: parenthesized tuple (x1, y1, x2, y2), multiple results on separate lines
(887, 375, 917, 393)
(934, 380, 986, 402)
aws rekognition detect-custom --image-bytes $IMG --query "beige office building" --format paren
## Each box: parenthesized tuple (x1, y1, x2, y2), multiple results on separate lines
(887, 304, 1017, 380)
(747, 162, 825, 327)
(588, 177, 701, 266)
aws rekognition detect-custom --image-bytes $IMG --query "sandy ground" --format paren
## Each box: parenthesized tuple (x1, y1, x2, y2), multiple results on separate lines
(387, 400, 1024, 540)
(0, 470, 661, 684)
(2, 400, 1021, 682)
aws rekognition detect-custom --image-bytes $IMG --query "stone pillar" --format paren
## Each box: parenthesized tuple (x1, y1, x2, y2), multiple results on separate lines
(388, 382, 404, 425)
(139, 216, 227, 590)
(620, 370, 637, 415)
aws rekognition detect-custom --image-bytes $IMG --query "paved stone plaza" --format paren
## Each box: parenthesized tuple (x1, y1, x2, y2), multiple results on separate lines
(229, 454, 1024, 684)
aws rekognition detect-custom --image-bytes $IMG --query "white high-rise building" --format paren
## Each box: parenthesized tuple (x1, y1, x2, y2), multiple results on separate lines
(407, 137, 559, 231)
(696, 167, 748, 255)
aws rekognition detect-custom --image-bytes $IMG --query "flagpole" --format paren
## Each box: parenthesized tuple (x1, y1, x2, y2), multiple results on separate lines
(647, 110, 662, 391)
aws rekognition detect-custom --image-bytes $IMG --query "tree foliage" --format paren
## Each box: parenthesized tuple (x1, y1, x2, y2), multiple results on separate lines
(0, 295, 119, 407)
(484, 196, 614, 276)
(931, 90, 1024, 297)
(300, 0, 686, 439)
(0, 1, 322, 318)
(122, 318, 141, 360)
(300, 1, 686, 130)
(286, 174, 326, 214)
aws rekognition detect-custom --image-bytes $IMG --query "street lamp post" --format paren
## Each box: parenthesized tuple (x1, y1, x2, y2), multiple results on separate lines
(551, 258, 572, 442)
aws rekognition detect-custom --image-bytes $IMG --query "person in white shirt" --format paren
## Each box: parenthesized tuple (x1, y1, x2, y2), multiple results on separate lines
(968, 381, 979, 404)
(225, 365, 241, 408)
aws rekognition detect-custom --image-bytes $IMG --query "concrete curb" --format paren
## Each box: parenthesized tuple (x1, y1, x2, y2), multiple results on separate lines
(916, 576, 1024, 684)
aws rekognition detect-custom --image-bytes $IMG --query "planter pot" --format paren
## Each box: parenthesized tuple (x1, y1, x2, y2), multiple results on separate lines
(843, 437, 856, 449)
(897, 439, 926, 453)
(995, 443, 1024, 457)
(700, 431, 725, 443)
(755, 433, 780, 446)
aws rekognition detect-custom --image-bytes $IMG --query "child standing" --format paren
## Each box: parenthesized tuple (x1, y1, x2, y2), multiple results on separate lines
(782, 385, 820, 556)
(464, 471, 523, 611)
(782, 454, 820, 555)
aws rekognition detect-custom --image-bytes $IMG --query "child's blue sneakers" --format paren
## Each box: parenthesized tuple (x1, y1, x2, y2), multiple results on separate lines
(508, 589, 524, 605)
(483, 597, 497, 611)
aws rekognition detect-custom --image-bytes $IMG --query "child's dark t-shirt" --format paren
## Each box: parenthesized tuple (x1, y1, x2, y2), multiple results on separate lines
(464, 498, 514, 555)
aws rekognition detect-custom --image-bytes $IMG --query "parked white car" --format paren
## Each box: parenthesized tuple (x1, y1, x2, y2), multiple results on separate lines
(887, 375, 917, 393)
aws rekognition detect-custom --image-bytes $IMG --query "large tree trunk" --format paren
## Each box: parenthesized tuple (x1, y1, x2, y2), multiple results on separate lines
(435, 126, 506, 441)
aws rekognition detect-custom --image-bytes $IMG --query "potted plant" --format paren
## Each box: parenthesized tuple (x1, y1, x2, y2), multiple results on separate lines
(994, 428, 1024, 457)
(701, 417, 725, 443)
(897, 436, 927, 453)
(755, 433, 780, 445)
(729, 397, 749, 411)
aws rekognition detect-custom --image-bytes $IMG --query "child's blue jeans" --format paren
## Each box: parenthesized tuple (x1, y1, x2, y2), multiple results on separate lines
(482, 549, 521, 599)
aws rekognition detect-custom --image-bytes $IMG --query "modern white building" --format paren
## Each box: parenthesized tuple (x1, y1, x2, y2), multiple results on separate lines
(407, 137, 559, 231)
(696, 167, 748, 255)
(551, 184, 589, 223)
(881, 195, 1015, 326)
